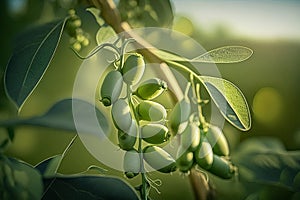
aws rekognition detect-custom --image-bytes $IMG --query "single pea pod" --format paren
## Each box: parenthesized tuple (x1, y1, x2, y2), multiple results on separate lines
(176, 146, 194, 173)
(123, 149, 140, 178)
(143, 146, 177, 173)
(168, 97, 191, 134)
(181, 122, 200, 152)
(141, 124, 170, 144)
(111, 99, 132, 132)
(208, 155, 235, 179)
(118, 120, 138, 150)
(137, 100, 167, 122)
(100, 70, 123, 106)
(121, 53, 145, 85)
(194, 138, 213, 170)
(206, 125, 229, 156)
(134, 78, 167, 100)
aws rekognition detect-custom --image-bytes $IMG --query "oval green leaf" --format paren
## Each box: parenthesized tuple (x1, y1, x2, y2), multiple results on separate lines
(4, 19, 67, 110)
(0, 99, 109, 134)
(152, 46, 253, 64)
(200, 76, 251, 131)
(96, 25, 117, 45)
(43, 175, 139, 200)
(192, 46, 253, 63)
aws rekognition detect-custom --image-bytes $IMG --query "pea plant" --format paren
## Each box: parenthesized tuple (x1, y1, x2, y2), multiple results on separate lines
(0, 0, 257, 200)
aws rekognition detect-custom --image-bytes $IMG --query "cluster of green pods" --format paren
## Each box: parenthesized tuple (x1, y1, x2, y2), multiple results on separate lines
(66, 9, 89, 51)
(99, 53, 176, 178)
(100, 52, 235, 180)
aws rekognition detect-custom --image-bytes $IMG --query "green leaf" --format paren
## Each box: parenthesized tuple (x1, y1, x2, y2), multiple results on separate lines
(4, 19, 67, 110)
(232, 137, 300, 192)
(0, 156, 43, 199)
(0, 99, 109, 134)
(96, 25, 117, 45)
(192, 46, 253, 63)
(86, 7, 105, 26)
(35, 155, 62, 177)
(153, 46, 253, 64)
(200, 76, 251, 131)
(43, 175, 140, 200)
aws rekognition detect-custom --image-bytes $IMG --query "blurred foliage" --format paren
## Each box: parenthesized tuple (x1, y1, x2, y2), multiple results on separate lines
(0, 0, 300, 200)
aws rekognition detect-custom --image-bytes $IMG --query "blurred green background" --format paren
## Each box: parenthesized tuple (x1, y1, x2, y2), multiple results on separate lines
(0, 0, 300, 199)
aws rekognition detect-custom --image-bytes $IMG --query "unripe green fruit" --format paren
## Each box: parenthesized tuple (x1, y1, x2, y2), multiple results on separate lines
(194, 138, 213, 170)
(123, 149, 140, 178)
(137, 100, 167, 122)
(81, 38, 90, 47)
(118, 120, 138, 150)
(208, 155, 234, 179)
(181, 123, 200, 152)
(143, 146, 177, 173)
(111, 99, 132, 132)
(134, 78, 167, 100)
(168, 97, 191, 134)
(100, 70, 123, 106)
(141, 124, 170, 144)
(121, 53, 145, 85)
(72, 41, 81, 51)
(206, 125, 229, 156)
(176, 146, 194, 173)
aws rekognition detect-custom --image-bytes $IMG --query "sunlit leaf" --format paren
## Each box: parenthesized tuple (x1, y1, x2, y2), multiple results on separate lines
(192, 46, 253, 63)
(43, 175, 139, 200)
(5, 19, 67, 110)
(86, 7, 105, 26)
(96, 25, 117, 45)
(0, 156, 43, 199)
(0, 99, 109, 134)
(153, 46, 253, 64)
(200, 76, 251, 131)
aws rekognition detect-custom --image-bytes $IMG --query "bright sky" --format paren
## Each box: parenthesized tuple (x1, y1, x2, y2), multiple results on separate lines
(173, 0, 300, 41)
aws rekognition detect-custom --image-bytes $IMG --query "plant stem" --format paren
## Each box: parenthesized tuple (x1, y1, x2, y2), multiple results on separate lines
(127, 86, 147, 200)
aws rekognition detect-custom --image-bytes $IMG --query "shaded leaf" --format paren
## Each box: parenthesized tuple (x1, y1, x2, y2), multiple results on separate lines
(0, 156, 43, 199)
(0, 99, 109, 134)
(200, 76, 251, 131)
(42, 175, 139, 200)
(192, 46, 253, 63)
(96, 25, 117, 45)
(35, 155, 62, 177)
(232, 137, 300, 191)
(5, 19, 67, 110)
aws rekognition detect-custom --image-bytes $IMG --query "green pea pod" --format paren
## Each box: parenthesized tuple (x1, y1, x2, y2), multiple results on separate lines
(181, 123, 200, 152)
(208, 155, 235, 179)
(118, 120, 138, 150)
(176, 146, 194, 173)
(141, 124, 170, 144)
(168, 97, 191, 134)
(123, 149, 140, 178)
(143, 146, 177, 173)
(137, 100, 167, 122)
(100, 70, 123, 106)
(134, 78, 167, 100)
(121, 53, 145, 85)
(194, 138, 213, 170)
(206, 125, 229, 156)
(112, 99, 132, 132)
